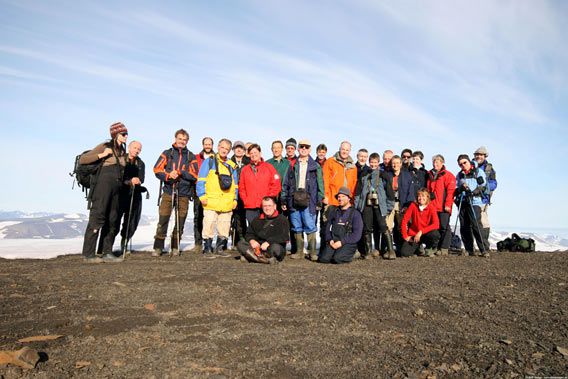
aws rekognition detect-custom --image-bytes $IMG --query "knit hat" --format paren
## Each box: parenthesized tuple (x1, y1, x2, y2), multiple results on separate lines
(335, 186, 352, 199)
(285, 138, 297, 148)
(474, 146, 489, 156)
(109, 122, 128, 139)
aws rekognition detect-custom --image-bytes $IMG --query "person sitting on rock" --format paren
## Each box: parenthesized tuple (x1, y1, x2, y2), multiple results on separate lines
(319, 187, 363, 264)
(238, 196, 289, 264)
(400, 188, 440, 257)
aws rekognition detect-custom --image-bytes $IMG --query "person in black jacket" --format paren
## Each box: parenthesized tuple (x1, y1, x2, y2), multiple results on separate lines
(238, 196, 289, 264)
(410, 150, 427, 197)
(152, 129, 198, 257)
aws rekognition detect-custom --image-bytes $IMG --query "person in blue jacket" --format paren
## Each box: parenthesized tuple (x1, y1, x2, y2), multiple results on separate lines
(473, 146, 497, 252)
(455, 154, 490, 257)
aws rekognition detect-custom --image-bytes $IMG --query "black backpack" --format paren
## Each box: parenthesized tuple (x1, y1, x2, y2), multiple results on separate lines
(70, 150, 103, 207)
(497, 233, 535, 253)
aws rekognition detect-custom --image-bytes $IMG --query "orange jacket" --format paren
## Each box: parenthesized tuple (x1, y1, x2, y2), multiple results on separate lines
(322, 154, 358, 206)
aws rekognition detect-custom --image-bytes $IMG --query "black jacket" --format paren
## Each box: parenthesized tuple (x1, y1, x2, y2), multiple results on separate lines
(245, 211, 289, 245)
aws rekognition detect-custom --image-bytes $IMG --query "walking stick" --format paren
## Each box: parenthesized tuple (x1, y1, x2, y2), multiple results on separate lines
(452, 192, 464, 236)
(121, 186, 136, 261)
(169, 183, 177, 258)
(175, 184, 181, 256)
(467, 194, 485, 253)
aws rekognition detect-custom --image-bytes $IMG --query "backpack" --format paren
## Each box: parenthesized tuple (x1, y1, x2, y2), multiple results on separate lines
(497, 233, 535, 253)
(450, 233, 462, 252)
(70, 150, 102, 203)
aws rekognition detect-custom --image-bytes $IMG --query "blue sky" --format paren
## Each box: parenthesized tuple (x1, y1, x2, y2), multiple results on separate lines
(0, 0, 567, 230)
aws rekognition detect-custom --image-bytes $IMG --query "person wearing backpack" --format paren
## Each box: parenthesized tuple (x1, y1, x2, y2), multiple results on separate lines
(196, 138, 239, 258)
(319, 187, 363, 264)
(80, 122, 128, 263)
(152, 129, 199, 257)
(281, 139, 324, 261)
(473, 146, 497, 252)
(455, 154, 490, 257)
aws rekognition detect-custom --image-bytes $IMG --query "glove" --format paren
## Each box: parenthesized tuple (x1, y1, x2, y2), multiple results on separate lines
(472, 186, 485, 196)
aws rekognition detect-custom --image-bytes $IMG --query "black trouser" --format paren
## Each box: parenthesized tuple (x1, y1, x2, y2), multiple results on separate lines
(284, 209, 297, 253)
(193, 197, 204, 246)
(237, 240, 286, 261)
(82, 166, 122, 257)
(436, 211, 451, 250)
(400, 230, 440, 257)
(245, 208, 261, 225)
(153, 193, 189, 250)
(231, 199, 247, 247)
(459, 202, 485, 253)
(319, 242, 357, 264)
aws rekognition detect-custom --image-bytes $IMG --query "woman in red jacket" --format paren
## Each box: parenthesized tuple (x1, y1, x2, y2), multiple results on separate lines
(400, 188, 440, 257)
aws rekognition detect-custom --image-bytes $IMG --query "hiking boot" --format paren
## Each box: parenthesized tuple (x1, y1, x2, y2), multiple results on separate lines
(215, 249, 231, 258)
(102, 253, 121, 263)
(424, 249, 435, 257)
(171, 248, 180, 257)
(83, 256, 103, 264)
(306, 232, 318, 262)
(289, 252, 304, 259)
(203, 251, 216, 259)
(152, 248, 162, 257)
(353, 251, 361, 260)
(480, 251, 490, 258)
(418, 245, 426, 256)
(440, 248, 449, 256)
(295, 233, 305, 256)
(464, 251, 473, 256)
(384, 250, 396, 260)
(190, 244, 203, 254)
(471, 250, 481, 257)
(370, 250, 381, 258)
(268, 257, 278, 265)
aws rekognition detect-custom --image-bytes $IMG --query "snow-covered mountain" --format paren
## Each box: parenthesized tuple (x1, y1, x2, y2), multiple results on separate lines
(0, 211, 566, 259)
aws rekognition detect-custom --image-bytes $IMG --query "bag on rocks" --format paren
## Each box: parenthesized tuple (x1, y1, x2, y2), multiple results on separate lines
(497, 233, 535, 252)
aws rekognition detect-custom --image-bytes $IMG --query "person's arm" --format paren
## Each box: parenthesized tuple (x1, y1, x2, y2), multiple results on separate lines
(153, 150, 171, 183)
(340, 209, 363, 245)
(267, 165, 281, 198)
(400, 204, 414, 241)
(196, 157, 210, 203)
(79, 143, 110, 164)
(421, 206, 440, 235)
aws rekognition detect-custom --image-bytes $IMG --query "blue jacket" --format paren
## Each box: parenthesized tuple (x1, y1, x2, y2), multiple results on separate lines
(455, 163, 489, 207)
(386, 169, 415, 208)
(324, 206, 363, 245)
(477, 160, 497, 204)
(354, 169, 393, 217)
(281, 155, 324, 215)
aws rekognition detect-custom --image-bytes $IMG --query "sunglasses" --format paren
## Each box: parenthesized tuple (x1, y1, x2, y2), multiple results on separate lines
(119, 132, 128, 137)
(298, 144, 310, 149)
(458, 161, 468, 166)
(402, 155, 411, 158)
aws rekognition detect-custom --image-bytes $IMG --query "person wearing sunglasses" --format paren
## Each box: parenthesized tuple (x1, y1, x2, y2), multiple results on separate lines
(79, 122, 129, 263)
(473, 146, 497, 253)
(400, 148, 413, 171)
(455, 154, 489, 257)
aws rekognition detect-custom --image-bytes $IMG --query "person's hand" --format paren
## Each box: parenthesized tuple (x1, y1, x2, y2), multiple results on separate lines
(322, 197, 329, 205)
(260, 242, 270, 251)
(281, 204, 287, 211)
(201, 198, 208, 206)
(444, 205, 452, 213)
(413, 231, 422, 243)
(250, 240, 260, 249)
(98, 147, 112, 159)
(131, 177, 141, 186)
(405, 236, 412, 242)
(232, 200, 237, 210)
(170, 170, 179, 180)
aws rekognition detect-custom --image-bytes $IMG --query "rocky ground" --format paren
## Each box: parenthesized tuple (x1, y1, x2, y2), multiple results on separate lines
(1, 250, 567, 378)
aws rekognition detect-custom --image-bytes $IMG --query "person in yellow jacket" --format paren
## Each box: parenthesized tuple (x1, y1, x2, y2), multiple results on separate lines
(196, 138, 239, 258)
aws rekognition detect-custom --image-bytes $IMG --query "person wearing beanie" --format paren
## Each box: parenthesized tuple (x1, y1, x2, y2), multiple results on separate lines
(79, 122, 128, 263)
(319, 186, 363, 264)
(473, 146, 497, 252)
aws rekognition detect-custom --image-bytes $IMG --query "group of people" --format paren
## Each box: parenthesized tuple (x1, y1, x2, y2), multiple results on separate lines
(80, 123, 497, 264)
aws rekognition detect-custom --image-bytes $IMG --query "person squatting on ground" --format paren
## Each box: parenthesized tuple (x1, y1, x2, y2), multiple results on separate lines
(197, 138, 239, 258)
(426, 154, 456, 256)
(81, 122, 128, 263)
(455, 154, 490, 257)
(281, 139, 325, 261)
(238, 196, 289, 264)
(385, 155, 415, 256)
(239, 143, 281, 224)
(354, 152, 396, 259)
(229, 140, 250, 250)
(319, 187, 363, 264)
(152, 129, 198, 257)
(189, 137, 216, 253)
(473, 146, 497, 252)
(400, 188, 441, 257)
(116, 140, 146, 254)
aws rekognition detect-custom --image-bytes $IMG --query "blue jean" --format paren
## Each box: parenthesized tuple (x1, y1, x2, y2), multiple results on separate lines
(290, 208, 317, 233)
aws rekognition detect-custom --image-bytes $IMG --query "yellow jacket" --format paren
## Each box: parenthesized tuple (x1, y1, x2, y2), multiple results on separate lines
(196, 154, 238, 212)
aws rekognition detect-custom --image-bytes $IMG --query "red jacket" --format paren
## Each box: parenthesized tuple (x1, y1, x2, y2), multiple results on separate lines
(401, 202, 440, 240)
(426, 166, 456, 214)
(239, 160, 281, 209)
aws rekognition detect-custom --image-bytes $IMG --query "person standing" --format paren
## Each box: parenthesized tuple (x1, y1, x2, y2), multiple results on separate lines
(229, 140, 250, 250)
(426, 154, 456, 256)
(189, 137, 215, 253)
(409, 151, 427, 197)
(380, 150, 394, 172)
(316, 144, 327, 167)
(281, 139, 324, 261)
(239, 143, 281, 224)
(80, 122, 128, 263)
(196, 138, 239, 257)
(152, 129, 198, 257)
(319, 187, 363, 264)
(473, 146, 497, 252)
(266, 140, 290, 188)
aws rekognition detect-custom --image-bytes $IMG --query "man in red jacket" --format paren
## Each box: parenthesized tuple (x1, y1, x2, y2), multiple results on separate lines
(400, 188, 440, 257)
(239, 143, 282, 225)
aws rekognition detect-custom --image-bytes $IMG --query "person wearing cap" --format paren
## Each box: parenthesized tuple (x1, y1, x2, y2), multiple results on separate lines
(238, 196, 289, 264)
(228, 140, 250, 250)
(239, 143, 281, 223)
(283, 137, 298, 254)
(152, 129, 199, 257)
(188, 137, 216, 253)
(281, 139, 324, 261)
(79, 122, 128, 263)
(285, 138, 298, 167)
(455, 154, 489, 257)
(319, 186, 363, 264)
(473, 146, 497, 252)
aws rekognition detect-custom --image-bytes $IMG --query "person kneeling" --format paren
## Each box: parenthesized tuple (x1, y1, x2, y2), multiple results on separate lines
(319, 187, 363, 264)
(400, 188, 440, 257)
(237, 196, 288, 264)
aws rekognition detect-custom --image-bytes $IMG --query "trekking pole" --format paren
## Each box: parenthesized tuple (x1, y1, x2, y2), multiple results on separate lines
(169, 183, 177, 258)
(121, 186, 136, 261)
(175, 184, 181, 256)
(467, 194, 485, 253)
(452, 192, 464, 236)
